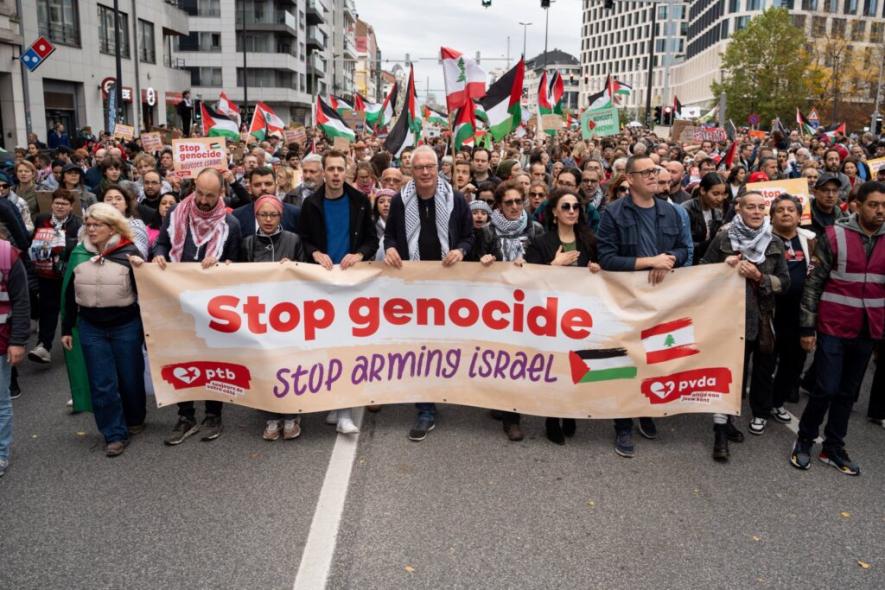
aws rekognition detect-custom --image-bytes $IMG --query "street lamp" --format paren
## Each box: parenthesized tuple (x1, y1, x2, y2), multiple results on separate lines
(518, 21, 532, 58)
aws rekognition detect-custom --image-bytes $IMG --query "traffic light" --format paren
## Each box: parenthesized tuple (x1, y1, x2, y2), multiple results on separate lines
(654, 106, 662, 124)
(663, 106, 672, 125)
(482, 0, 491, 6)
(541, 1, 550, 8)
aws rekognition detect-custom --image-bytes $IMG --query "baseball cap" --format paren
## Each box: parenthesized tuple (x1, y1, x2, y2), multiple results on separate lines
(815, 172, 842, 189)
(748, 171, 769, 183)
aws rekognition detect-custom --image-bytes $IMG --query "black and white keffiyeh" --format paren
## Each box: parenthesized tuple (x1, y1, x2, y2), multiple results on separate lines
(727, 215, 772, 264)
(401, 177, 453, 260)
(490, 209, 528, 262)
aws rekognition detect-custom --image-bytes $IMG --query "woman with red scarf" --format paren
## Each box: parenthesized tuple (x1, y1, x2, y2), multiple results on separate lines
(60, 203, 146, 457)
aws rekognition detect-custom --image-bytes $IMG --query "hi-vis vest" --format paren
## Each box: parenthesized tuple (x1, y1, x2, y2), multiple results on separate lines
(817, 224, 885, 339)
(0, 240, 20, 345)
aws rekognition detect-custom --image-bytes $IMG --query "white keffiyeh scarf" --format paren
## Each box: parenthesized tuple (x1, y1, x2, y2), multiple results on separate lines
(401, 177, 454, 261)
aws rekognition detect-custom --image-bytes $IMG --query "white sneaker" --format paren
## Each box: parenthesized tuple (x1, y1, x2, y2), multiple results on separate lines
(869, 418, 885, 429)
(748, 417, 767, 435)
(262, 420, 281, 441)
(66, 398, 73, 408)
(336, 418, 359, 434)
(771, 407, 791, 424)
(325, 410, 338, 425)
(28, 344, 51, 364)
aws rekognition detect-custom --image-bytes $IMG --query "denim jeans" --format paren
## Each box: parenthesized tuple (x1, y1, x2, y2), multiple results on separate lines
(79, 316, 146, 444)
(416, 402, 436, 421)
(798, 332, 874, 451)
(0, 355, 11, 462)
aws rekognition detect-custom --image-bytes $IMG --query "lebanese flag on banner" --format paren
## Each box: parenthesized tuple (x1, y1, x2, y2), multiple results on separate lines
(640, 318, 700, 364)
(441, 46, 487, 112)
(216, 91, 240, 126)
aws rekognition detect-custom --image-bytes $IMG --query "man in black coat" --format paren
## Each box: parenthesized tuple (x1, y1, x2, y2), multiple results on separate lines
(232, 167, 299, 237)
(383, 145, 474, 443)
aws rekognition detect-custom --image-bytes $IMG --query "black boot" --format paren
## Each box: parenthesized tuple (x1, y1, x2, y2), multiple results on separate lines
(713, 424, 729, 462)
(562, 418, 576, 438)
(725, 417, 744, 443)
(545, 418, 565, 445)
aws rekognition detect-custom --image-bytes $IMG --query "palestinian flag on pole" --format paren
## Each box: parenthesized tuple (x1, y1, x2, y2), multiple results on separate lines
(673, 95, 683, 120)
(820, 122, 846, 143)
(549, 71, 564, 115)
(479, 57, 524, 141)
(331, 95, 354, 116)
(423, 105, 449, 127)
(216, 91, 241, 127)
(248, 101, 285, 140)
(383, 64, 420, 158)
(538, 71, 553, 115)
(796, 108, 815, 136)
(569, 348, 637, 384)
(316, 96, 356, 143)
(353, 94, 366, 113)
(378, 82, 398, 130)
(358, 94, 383, 131)
(607, 76, 632, 107)
(453, 99, 476, 151)
(441, 46, 487, 112)
(588, 75, 612, 110)
(474, 100, 489, 125)
(201, 103, 240, 141)
(641, 318, 700, 365)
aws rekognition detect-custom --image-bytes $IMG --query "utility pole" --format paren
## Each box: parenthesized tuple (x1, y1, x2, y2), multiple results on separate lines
(543, 3, 551, 69)
(241, 0, 249, 121)
(131, 0, 142, 130)
(14, 0, 31, 137)
(661, 0, 674, 113)
(519, 22, 532, 58)
(872, 46, 883, 133)
(113, 0, 124, 122)
(375, 48, 383, 103)
(644, 2, 657, 127)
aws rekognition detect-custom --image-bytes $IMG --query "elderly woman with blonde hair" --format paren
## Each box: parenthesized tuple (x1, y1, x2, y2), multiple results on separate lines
(61, 203, 146, 458)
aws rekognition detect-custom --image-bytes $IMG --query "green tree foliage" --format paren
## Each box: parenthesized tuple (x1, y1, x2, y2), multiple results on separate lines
(712, 8, 811, 125)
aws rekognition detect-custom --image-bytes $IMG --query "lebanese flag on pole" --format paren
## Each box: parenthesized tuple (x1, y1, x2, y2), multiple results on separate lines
(216, 91, 241, 126)
(248, 101, 285, 139)
(441, 46, 487, 112)
(641, 318, 700, 364)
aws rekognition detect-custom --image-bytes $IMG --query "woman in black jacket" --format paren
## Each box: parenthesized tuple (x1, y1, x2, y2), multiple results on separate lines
(467, 200, 502, 263)
(682, 173, 727, 264)
(239, 195, 307, 441)
(525, 188, 600, 445)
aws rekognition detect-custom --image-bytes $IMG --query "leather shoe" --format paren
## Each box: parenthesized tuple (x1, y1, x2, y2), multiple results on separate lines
(503, 422, 524, 441)
(545, 418, 565, 445)
(562, 418, 576, 438)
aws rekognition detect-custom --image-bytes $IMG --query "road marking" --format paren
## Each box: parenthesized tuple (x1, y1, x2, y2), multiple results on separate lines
(292, 408, 364, 590)
(778, 408, 823, 443)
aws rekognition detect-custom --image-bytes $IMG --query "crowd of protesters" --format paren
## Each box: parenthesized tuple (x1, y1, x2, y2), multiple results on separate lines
(0, 116, 884, 479)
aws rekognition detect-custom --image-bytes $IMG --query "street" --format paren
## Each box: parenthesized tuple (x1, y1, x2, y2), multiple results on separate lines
(1, 344, 884, 589)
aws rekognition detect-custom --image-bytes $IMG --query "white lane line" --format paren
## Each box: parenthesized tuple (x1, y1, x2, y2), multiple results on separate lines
(778, 408, 823, 443)
(292, 407, 364, 590)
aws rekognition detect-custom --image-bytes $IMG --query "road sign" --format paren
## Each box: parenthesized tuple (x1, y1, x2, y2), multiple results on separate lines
(21, 36, 55, 72)
(747, 113, 760, 126)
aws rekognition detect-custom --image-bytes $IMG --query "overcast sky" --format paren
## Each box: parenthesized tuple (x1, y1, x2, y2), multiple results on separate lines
(356, 0, 582, 104)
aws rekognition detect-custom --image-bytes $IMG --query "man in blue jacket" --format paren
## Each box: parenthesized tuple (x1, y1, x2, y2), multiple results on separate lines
(597, 155, 691, 458)
(232, 167, 299, 237)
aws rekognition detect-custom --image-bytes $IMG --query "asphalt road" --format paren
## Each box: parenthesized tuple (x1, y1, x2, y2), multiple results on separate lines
(2, 343, 884, 589)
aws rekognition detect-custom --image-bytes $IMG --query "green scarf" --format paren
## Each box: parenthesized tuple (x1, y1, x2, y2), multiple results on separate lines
(59, 243, 92, 413)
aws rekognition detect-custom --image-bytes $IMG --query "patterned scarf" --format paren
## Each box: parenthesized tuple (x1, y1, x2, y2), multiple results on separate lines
(491, 209, 529, 262)
(401, 177, 453, 261)
(727, 215, 772, 264)
(168, 192, 229, 262)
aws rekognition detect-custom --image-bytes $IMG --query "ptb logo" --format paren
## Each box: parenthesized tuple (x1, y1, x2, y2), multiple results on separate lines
(161, 361, 252, 396)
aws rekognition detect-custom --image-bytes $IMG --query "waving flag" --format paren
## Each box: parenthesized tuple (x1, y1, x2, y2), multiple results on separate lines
(215, 91, 240, 127)
(383, 64, 420, 158)
(378, 82, 398, 130)
(453, 99, 476, 151)
(330, 95, 354, 116)
(441, 46, 487, 112)
(423, 105, 448, 127)
(549, 71, 564, 115)
(201, 103, 239, 142)
(248, 101, 285, 140)
(478, 57, 524, 141)
(316, 96, 355, 142)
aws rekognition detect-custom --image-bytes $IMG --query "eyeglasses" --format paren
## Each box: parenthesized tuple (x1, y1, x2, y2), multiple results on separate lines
(529, 191, 546, 197)
(502, 199, 524, 207)
(559, 203, 580, 211)
(630, 168, 660, 178)
(0, 184, 8, 189)
(412, 164, 437, 173)
(617, 186, 630, 194)
(257, 212, 281, 219)
(582, 178, 598, 184)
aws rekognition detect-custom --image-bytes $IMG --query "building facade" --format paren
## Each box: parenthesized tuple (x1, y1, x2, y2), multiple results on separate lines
(524, 49, 581, 114)
(354, 18, 379, 102)
(1, 0, 190, 148)
(330, 0, 356, 97)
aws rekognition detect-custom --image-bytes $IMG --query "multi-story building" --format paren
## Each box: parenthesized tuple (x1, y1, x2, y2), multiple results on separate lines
(354, 18, 379, 101)
(1, 0, 190, 148)
(176, 0, 325, 126)
(330, 0, 356, 97)
(524, 49, 581, 113)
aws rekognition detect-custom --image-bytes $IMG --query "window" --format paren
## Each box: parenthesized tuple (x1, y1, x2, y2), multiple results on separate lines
(138, 20, 155, 63)
(186, 67, 222, 87)
(802, 0, 818, 9)
(98, 4, 130, 58)
(179, 0, 220, 17)
(862, 0, 878, 16)
(812, 15, 827, 35)
(792, 14, 807, 28)
(748, 0, 762, 10)
(832, 17, 846, 36)
(844, 0, 858, 12)
(37, 0, 80, 47)
(780, 0, 796, 7)
(177, 32, 222, 52)
(871, 21, 884, 42)
(850, 19, 866, 39)
(826, 0, 839, 11)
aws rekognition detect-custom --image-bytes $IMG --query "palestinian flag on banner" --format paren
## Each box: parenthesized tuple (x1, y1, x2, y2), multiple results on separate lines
(330, 95, 354, 116)
(549, 71, 564, 115)
(641, 318, 700, 365)
(796, 108, 815, 135)
(383, 64, 420, 158)
(478, 57, 524, 141)
(202, 103, 240, 141)
(216, 91, 241, 126)
(248, 101, 285, 140)
(453, 99, 476, 151)
(440, 46, 487, 112)
(316, 96, 356, 142)
(569, 348, 637, 384)
(423, 105, 449, 127)
(378, 82, 398, 130)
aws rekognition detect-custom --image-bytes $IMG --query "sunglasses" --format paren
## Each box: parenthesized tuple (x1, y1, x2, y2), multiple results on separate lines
(617, 186, 630, 193)
(559, 202, 580, 211)
(0, 184, 8, 189)
(502, 199, 523, 207)
(529, 191, 546, 197)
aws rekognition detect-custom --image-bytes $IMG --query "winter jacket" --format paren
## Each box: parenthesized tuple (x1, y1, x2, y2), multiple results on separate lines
(597, 196, 690, 271)
(297, 183, 378, 262)
(682, 197, 724, 264)
(241, 230, 305, 263)
(525, 229, 598, 267)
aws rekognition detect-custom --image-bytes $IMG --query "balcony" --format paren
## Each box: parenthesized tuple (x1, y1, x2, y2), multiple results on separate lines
(236, 9, 297, 34)
(162, 1, 189, 36)
(308, 52, 326, 77)
(306, 0, 326, 25)
(343, 0, 356, 19)
(307, 26, 325, 50)
(343, 34, 357, 58)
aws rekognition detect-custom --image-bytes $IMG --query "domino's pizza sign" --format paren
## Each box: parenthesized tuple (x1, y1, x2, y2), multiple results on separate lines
(21, 36, 56, 73)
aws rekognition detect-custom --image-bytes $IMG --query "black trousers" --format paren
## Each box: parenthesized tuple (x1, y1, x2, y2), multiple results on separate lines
(772, 312, 806, 405)
(177, 400, 223, 419)
(745, 339, 777, 418)
(868, 341, 885, 421)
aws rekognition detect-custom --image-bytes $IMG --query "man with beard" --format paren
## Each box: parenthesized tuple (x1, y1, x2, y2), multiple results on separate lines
(822, 148, 851, 201)
(233, 167, 299, 238)
(136, 170, 164, 227)
(284, 154, 323, 207)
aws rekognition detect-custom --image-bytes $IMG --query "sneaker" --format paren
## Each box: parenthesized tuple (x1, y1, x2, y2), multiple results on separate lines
(283, 418, 301, 440)
(200, 415, 223, 441)
(28, 344, 51, 364)
(65, 398, 73, 407)
(637, 417, 657, 440)
(9, 382, 21, 400)
(164, 417, 200, 446)
(128, 424, 145, 435)
(748, 417, 767, 435)
(771, 407, 791, 424)
(0, 458, 8, 477)
(408, 418, 435, 442)
(325, 410, 338, 425)
(337, 417, 359, 434)
(614, 430, 635, 458)
(819, 448, 860, 476)
(105, 439, 129, 457)
(263, 420, 282, 441)
(790, 438, 813, 470)
(869, 418, 885, 429)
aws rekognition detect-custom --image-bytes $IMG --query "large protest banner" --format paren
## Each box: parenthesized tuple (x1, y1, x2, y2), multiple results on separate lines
(171, 137, 228, 178)
(135, 262, 745, 419)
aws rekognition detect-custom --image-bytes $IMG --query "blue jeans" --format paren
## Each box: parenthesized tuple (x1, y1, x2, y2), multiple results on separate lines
(416, 403, 436, 421)
(798, 332, 874, 451)
(79, 316, 146, 444)
(0, 356, 11, 462)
